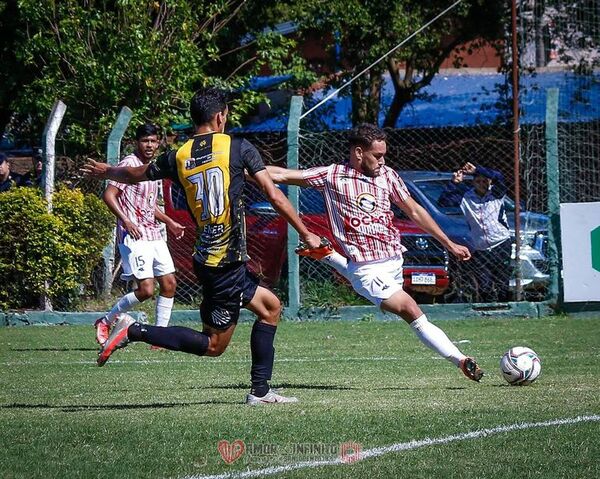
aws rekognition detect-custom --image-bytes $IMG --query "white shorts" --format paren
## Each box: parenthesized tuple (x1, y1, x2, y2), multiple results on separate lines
(118, 236, 175, 281)
(345, 256, 404, 306)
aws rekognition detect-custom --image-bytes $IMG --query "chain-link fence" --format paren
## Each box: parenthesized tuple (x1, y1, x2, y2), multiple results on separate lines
(156, 120, 558, 308)
(32, 97, 597, 311)
(293, 125, 536, 305)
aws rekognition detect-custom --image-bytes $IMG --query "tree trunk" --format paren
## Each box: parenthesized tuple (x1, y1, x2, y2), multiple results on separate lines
(383, 89, 412, 128)
(367, 74, 382, 125)
(351, 71, 382, 126)
(384, 58, 414, 128)
(351, 78, 366, 125)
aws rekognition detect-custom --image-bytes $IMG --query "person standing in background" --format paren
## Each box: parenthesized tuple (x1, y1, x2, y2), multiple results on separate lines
(94, 124, 185, 346)
(440, 162, 512, 302)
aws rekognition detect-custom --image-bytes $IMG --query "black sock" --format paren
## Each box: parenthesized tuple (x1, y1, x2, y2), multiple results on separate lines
(127, 323, 209, 356)
(250, 321, 276, 397)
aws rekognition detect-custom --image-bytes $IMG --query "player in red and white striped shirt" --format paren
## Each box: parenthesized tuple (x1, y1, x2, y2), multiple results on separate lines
(267, 123, 484, 382)
(94, 124, 185, 346)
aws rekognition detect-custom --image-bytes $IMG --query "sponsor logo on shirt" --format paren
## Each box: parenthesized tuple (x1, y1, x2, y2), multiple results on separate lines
(348, 214, 389, 228)
(185, 153, 213, 169)
(357, 193, 377, 213)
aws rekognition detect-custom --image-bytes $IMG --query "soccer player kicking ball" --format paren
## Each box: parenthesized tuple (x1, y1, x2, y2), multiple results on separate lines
(269, 123, 484, 382)
(82, 88, 322, 405)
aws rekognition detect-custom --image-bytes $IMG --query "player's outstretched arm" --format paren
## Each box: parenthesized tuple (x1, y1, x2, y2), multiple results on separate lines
(266, 165, 309, 187)
(396, 196, 471, 261)
(253, 169, 320, 249)
(81, 159, 150, 184)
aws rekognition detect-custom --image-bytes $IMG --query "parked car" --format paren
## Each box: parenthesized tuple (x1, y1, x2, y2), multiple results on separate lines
(163, 180, 451, 299)
(397, 171, 550, 298)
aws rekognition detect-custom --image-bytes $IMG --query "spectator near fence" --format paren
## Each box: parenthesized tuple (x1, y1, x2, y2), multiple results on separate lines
(94, 124, 185, 347)
(267, 123, 484, 382)
(26, 150, 44, 186)
(0, 153, 32, 192)
(439, 162, 512, 302)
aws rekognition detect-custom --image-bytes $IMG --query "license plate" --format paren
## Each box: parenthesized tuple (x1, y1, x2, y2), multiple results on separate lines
(411, 273, 436, 285)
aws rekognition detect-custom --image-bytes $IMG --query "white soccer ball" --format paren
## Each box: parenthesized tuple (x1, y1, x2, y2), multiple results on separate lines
(500, 347, 541, 385)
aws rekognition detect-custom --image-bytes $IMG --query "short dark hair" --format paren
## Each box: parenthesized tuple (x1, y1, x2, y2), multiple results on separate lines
(190, 87, 229, 126)
(348, 123, 386, 149)
(135, 123, 159, 140)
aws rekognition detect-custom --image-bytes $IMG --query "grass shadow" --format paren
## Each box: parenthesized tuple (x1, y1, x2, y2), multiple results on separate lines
(0, 400, 235, 412)
(196, 383, 360, 391)
(11, 347, 98, 352)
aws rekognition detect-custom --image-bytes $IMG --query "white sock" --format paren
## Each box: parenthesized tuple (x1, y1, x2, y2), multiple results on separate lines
(409, 314, 465, 366)
(322, 251, 350, 278)
(155, 295, 174, 327)
(106, 292, 140, 324)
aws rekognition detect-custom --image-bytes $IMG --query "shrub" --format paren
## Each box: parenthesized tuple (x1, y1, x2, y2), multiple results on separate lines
(0, 187, 113, 310)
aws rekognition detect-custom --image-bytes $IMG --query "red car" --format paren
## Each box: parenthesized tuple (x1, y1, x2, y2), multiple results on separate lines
(163, 180, 450, 298)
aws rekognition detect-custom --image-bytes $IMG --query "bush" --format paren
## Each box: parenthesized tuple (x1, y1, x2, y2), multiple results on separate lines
(0, 187, 113, 310)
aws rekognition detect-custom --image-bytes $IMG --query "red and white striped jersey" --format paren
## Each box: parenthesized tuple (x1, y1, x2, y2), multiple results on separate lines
(302, 163, 410, 262)
(108, 154, 162, 243)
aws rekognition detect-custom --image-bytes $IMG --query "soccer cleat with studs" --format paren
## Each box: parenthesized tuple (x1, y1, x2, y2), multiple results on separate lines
(97, 313, 136, 367)
(459, 357, 484, 382)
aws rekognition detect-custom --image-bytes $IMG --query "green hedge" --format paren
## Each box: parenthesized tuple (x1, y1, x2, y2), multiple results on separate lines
(0, 187, 113, 310)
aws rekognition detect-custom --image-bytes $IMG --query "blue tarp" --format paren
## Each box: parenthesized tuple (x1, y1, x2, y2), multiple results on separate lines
(234, 71, 600, 132)
(248, 74, 293, 91)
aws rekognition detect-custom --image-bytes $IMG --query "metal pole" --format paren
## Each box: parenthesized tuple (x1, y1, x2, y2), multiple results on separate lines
(545, 88, 561, 307)
(511, 0, 522, 301)
(40, 100, 67, 311)
(102, 106, 133, 296)
(286, 96, 303, 318)
(41, 100, 67, 212)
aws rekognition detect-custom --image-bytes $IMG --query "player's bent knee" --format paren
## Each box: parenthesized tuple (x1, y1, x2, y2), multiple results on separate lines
(246, 286, 282, 325)
(381, 290, 422, 323)
(262, 300, 281, 325)
(160, 276, 177, 296)
(206, 342, 228, 357)
(163, 287, 176, 297)
(135, 284, 154, 302)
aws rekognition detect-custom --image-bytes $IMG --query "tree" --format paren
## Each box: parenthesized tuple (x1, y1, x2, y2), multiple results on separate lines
(271, 0, 506, 126)
(3, 0, 314, 153)
(0, 0, 37, 139)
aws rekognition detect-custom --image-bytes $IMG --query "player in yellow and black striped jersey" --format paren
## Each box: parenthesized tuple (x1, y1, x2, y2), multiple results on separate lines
(147, 130, 264, 267)
(82, 87, 321, 404)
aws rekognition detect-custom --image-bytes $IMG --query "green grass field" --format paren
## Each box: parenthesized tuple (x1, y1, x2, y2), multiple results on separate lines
(1, 315, 599, 479)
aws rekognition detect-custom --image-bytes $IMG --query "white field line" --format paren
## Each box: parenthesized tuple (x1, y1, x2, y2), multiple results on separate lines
(180, 415, 600, 479)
